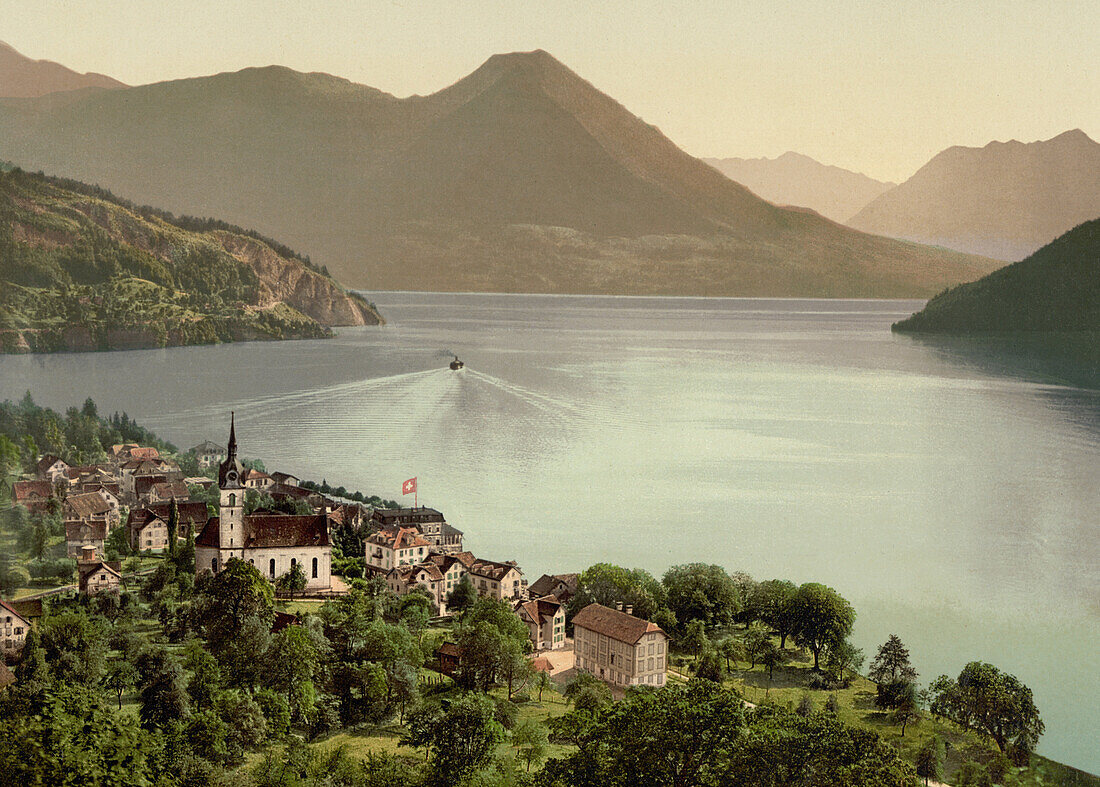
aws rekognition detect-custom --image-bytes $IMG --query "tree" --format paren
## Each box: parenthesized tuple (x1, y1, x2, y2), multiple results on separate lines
(183, 642, 222, 712)
(824, 638, 864, 685)
(796, 692, 814, 717)
(38, 609, 107, 685)
(869, 634, 918, 684)
(455, 597, 530, 692)
(512, 718, 549, 773)
(682, 619, 709, 657)
(136, 647, 189, 730)
(662, 563, 741, 633)
(196, 558, 274, 685)
(694, 649, 726, 682)
(717, 636, 744, 672)
(533, 669, 552, 702)
(568, 563, 669, 623)
(928, 662, 1044, 757)
(399, 590, 433, 642)
(103, 660, 138, 710)
(166, 498, 179, 557)
(564, 671, 612, 711)
(956, 761, 993, 787)
(787, 582, 855, 670)
(752, 578, 797, 647)
(541, 679, 745, 787)
(742, 622, 771, 668)
(915, 737, 945, 785)
(402, 694, 505, 785)
(891, 681, 922, 736)
(276, 562, 307, 599)
(215, 690, 268, 763)
(264, 624, 321, 722)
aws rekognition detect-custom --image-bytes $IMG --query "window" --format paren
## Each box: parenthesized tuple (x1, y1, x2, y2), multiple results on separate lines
(211, 557, 218, 572)
(270, 558, 276, 577)
(14, 627, 22, 635)
(229, 493, 236, 506)
(312, 557, 318, 579)
(291, 558, 297, 569)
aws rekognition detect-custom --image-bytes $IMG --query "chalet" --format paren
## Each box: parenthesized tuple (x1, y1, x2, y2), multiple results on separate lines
(12, 480, 55, 513)
(127, 501, 209, 552)
(572, 603, 668, 688)
(64, 491, 118, 528)
(468, 558, 525, 601)
(35, 454, 70, 484)
(190, 440, 225, 469)
(366, 527, 432, 571)
(387, 563, 445, 613)
(515, 596, 567, 651)
(528, 573, 579, 605)
(370, 507, 464, 554)
(65, 519, 107, 558)
(194, 416, 332, 591)
(0, 599, 31, 656)
(77, 546, 123, 595)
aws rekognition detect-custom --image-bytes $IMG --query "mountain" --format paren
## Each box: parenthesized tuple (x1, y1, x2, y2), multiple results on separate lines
(0, 167, 382, 353)
(849, 130, 1100, 260)
(893, 219, 1099, 334)
(0, 41, 126, 98)
(0, 50, 999, 297)
(702, 152, 895, 223)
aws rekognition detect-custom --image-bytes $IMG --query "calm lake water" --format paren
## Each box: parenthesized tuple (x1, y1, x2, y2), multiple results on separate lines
(2, 294, 1098, 772)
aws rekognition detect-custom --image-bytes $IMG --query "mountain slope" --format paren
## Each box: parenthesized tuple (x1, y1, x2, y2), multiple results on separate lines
(0, 41, 125, 98)
(849, 130, 1100, 260)
(703, 152, 895, 223)
(0, 50, 999, 297)
(0, 167, 381, 353)
(893, 219, 1100, 333)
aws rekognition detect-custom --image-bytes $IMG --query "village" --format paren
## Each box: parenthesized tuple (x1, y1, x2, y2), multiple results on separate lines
(4, 416, 670, 693)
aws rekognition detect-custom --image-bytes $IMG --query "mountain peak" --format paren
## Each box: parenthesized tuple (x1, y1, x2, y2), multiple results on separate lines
(0, 40, 126, 97)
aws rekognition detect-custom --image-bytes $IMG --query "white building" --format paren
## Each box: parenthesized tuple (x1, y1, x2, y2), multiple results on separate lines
(194, 416, 332, 591)
(572, 603, 668, 688)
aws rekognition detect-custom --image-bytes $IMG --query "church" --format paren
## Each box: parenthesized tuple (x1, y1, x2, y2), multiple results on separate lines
(195, 416, 332, 591)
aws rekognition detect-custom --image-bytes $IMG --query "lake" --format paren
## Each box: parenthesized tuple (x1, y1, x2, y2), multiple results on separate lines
(2, 293, 1098, 772)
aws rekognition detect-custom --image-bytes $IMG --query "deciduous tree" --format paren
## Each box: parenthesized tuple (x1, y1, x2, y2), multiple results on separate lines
(788, 582, 855, 670)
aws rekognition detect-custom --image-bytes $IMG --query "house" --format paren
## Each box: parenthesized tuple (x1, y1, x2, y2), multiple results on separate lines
(78, 485, 121, 521)
(190, 440, 225, 469)
(194, 416, 332, 591)
(370, 507, 464, 554)
(146, 479, 191, 504)
(467, 558, 525, 601)
(127, 501, 209, 552)
(365, 527, 432, 571)
(65, 520, 107, 558)
(424, 551, 477, 604)
(572, 603, 668, 688)
(241, 467, 274, 489)
(184, 476, 216, 491)
(12, 480, 55, 513)
(515, 596, 567, 651)
(64, 491, 118, 528)
(35, 454, 70, 484)
(528, 573, 579, 605)
(387, 563, 446, 613)
(437, 642, 462, 677)
(110, 444, 160, 464)
(270, 471, 300, 487)
(1, 599, 32, 657)
(77, 546, 123, 595)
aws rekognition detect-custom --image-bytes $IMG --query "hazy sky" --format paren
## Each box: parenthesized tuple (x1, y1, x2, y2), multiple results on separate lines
(6, 0, 1098, 182)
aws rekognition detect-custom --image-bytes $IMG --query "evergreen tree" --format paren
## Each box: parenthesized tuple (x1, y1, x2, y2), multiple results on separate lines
(916, 736, 945, 785)
(166, 498, 179, 557)
(869, 634, 918, 684)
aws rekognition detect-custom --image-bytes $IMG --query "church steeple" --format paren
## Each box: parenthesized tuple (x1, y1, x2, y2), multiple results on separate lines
(227, 411, 237, 461)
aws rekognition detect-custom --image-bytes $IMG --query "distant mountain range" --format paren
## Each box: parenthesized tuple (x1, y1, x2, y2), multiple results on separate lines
(0, 168, 381, 353)
(702, 152, 895, 224)
(893, 219, 1099, 334)
(0, 49, 997, 298)
(0, 40, 126, 98)
(849, 130, 1100, 261)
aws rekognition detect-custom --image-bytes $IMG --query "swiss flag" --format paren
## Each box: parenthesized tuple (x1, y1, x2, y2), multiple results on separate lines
(402, 477, 417, 496)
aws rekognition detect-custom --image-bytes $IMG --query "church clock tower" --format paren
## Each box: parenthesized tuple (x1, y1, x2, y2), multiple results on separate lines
(217, 412, 245, 558)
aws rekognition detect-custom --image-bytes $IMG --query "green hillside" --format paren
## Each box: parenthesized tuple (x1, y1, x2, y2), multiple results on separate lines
(893, 219, 1100, 333)
(0, 167, 382, 353)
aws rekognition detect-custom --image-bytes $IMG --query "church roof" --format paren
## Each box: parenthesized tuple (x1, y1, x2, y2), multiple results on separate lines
(196, 513, 331, 549)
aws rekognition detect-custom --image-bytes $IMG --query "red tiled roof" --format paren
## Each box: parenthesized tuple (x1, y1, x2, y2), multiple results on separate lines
(196, 514, 331, 549)
(571, 603, 665, 645)
(437, 642, 462, 658)
(367, 526, 430, 551)
(129, 447, 160, 461)
(127, 501, 209, 534)
(13, 480, 53, 501)
(150, 480, 189, 499)
(394, 563, 444, 583)
(516, 596, 564, 626)
(530, 657, 552, 673)
(269, 483, 312, 500)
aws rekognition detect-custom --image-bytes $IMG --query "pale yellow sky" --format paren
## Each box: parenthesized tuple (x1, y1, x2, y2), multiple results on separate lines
(6, 0, 1097, 182)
